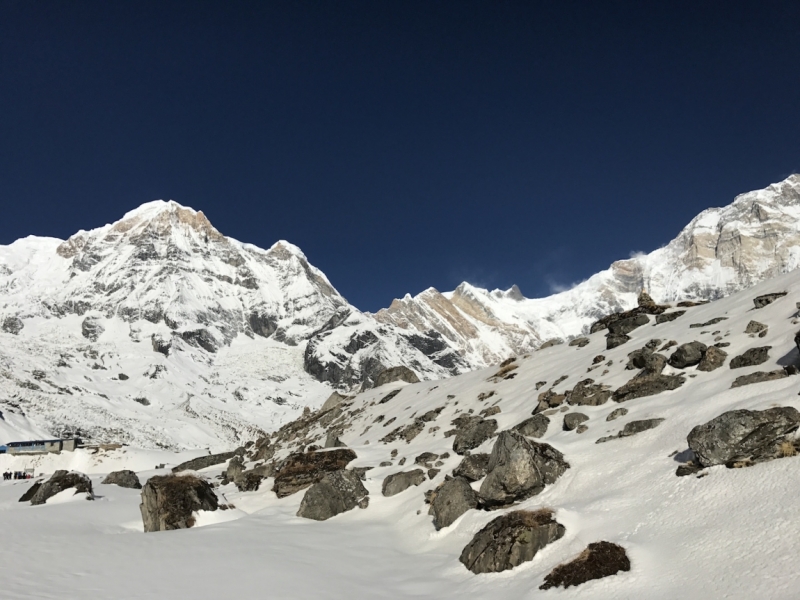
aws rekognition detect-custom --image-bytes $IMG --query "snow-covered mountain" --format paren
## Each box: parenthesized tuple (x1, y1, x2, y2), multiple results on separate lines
(1, 174, 799, 450)
(374, 174, 800, 365)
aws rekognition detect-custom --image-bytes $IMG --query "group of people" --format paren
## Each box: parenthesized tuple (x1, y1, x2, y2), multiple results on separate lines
(3, 470, 31, 480)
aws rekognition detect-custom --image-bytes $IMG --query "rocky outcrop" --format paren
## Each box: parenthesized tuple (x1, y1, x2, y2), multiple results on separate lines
(513, 414, 549, 438)
(81, 316, 104, 342)
(448, 415, 498, 455)
(540, 541, 631, 590)
(296, 470, 369, 521)
(612, 373, 685, 402)
(731, 369, 790, 388)
(373, 366, 420, 388)
(479, 431, 569, 508)
(430, 476, 478, 529)
(753, 292, 786, 309)
(729, 346, 771, 369)
(667, 342, 707, 368)
(27, 470, 94, 505)
(697, 346, 727, 371)
(102, 470, 141, 489)
(687, 407, 800, 467)
(172, 451, 237, 473)
(139, 474, 219, 532)
(565, 379, 611, 406)
(382, 469, 426, 497)
(656, 310, 685, 324)
(606, 407, 628, 421)
(151, 334, 171, 356)
(459, 510, 565, 574)
(272, 448, 357, 498)
(745, 320, 768, 335)
(452, 453, 490, 481)
(2, 316, 24, 335)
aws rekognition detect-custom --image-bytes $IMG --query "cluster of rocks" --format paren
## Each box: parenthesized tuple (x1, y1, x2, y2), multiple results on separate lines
(590, 291, 667, 349)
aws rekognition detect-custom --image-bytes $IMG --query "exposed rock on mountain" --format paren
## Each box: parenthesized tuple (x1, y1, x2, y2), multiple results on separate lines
(26, 470, 94, 505)
(540, 541, 631, 590)
(140, 474, 219, 532)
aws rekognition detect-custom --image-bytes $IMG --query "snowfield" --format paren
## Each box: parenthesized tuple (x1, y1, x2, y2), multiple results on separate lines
(3, 269, 800, 598)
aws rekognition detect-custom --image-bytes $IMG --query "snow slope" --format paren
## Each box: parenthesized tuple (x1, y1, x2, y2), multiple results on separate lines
(2, 268, 800, 598)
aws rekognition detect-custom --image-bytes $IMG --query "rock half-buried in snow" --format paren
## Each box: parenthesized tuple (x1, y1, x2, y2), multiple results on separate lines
(479, 430, 569, 508)
(296, 470, 369, 521)
(459, 509, 565, 574)
(23, 470, 94, 505)
(540, 541, 631, 589)
(140, 474, 219, 532)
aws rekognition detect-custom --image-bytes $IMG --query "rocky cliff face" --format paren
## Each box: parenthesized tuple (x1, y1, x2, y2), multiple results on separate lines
(373, 174, 800, 366)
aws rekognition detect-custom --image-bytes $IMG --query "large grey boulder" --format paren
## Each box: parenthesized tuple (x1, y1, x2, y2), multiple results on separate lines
(373, 366, 420, 388)
(697, 346, 727, 371)
(430, 476, 478, 529)
(565, 379, 611, 406)
(296, 470, 369, 521)
(81, 316, 104, 342)
(753, 292, 786, 309)
(2, 316, 24, 335)
(449, 415, 498, 455)
(687, 407, 800, 467)
(513, 414, 549, 438)
(272, 448, 357, 498)
(102, 470, 142, 489)
(459, 510, 565, 574)
(172, 451, 237, 473)
(26, 470, 94, 505)
(540, 541, 631, 590)
(382, 469, 426, 497)
(667, 342, 707, 368)
(479, 431, 569, 508)
(612, 373, 685, 402)
(730, 346, 771, 369)
(140, 474, 219, 532)
(563, 413, 589, 431)
(608, 314, 650, 336)
(731, 369, 789, 388)
(452, 453, 490, 481)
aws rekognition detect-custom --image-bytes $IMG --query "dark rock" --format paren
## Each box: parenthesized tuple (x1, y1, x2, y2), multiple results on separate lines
(565, 379, 611, 406)
(606, 407, 628, 421)
(459, 509, 565, 574)
(29, 470, 93, 505)
(687, 407, 800, 467)
(452, 453, 490, 482)
(248, 311, 277, 338)
(513, 414, 549, 438)
(533, 389, 566, 414)
(296, 470, 368, 521)
(140, 474, 219, 532)
(539, 338, 564, 349)
(731, 369, 789, 388)
(592, 355, 606, 364)
(81, 317, 104, 342)
(235, 470, 264, 492)
(427, 468, 440, 479)
(656, 311, 686, 324)
(745, 320, 768, 335)
(563, 413, 589, 431)
(689, 317, 728, 328)
(382, 469, 426, 496)
(668, 342, 707, 368)
(102, 470, 141, 489)
(753, 292, 787, 309)
(272, 448, 357, 498)
(480, 406, 501, 417)
(172, 451, 236, 473)
(479, 431, 569, 508)
(608, 313, 650, 336)
(569, 337, 590, 348)
(18, 482, 41, 503)
(374, 366, 420, 388)
(619, 418, 664, 437)
(151, 334, 171, 356)
(612, 373, 685, 402)
(606, 333, 630, 350)
(324, 431, 346, 448)
(697, 346, 727, 372)
(450, 415, 498, 455)
(2, 316, 24, 335)
(180, 329, 218, 353)
(729, 346, 771, 369)
(118, 373, 129, 380)
(414, 452, 439, 468)
(430, 476, 478, 529)
(540, 541, 630, 590)
(675, 461, 704, 477)
(225, 456, 245, 483)
(378, 389, 402, 404)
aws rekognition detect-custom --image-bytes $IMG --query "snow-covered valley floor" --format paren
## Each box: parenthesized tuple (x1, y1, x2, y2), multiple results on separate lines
(4, 270, 800, 599)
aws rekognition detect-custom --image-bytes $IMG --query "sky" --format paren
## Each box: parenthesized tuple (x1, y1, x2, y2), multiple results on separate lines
(1, 1, 799, 311)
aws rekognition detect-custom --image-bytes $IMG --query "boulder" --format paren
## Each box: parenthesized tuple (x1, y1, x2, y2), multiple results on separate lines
(540, 541, 631, 590)
(382, 469, 426, 497)
(172, 451, 237, 473)
(272, 448, 357, 498)
(667, 342, 707, 368)
(687, 407, 800, 467)
(479, 431, 569, 508)
(612, 373, 685, 402)
(563, 413, 589, 431)
(606, 333, 630, 350)
(731, 369, 789, 388)
(430, 476, 479, 529)
(606, 407, 628, 421)
(151, 333, 172, 356)
(18, 482, 42, 503)
(452, 453, 490, 482)
(569, 337, 590, 348)
(81, 316, 104, 342)
(697, 346, 727, 372)
(102, 470, 142, 489)
(656, 310, 685, 324)
(753, 292, 786, 309)
(745, 320, 768, 335)
(140, 474, 219, 532)
(459, 509, 565, 574)
(324, 431, 346, 448)
(2, 316, 24, 335)
(608, 313, 649, 336)
(729, 346, 771, 369)
(565, 379, 611, 406)
(235, 470, 264, 492)
(596, 418, 664, 444)
(296, 470, 369, 521)
(450, 415, 498, 455)
(513, 414, 549, 438)
(373, 366, 420, 388)
(533, 389, 566, 414)
(28, 470, 94, 505)
(225, 456, 245, 482)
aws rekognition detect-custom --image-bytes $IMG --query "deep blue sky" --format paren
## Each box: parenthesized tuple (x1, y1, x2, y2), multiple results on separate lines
(2, 1, 799, 311)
